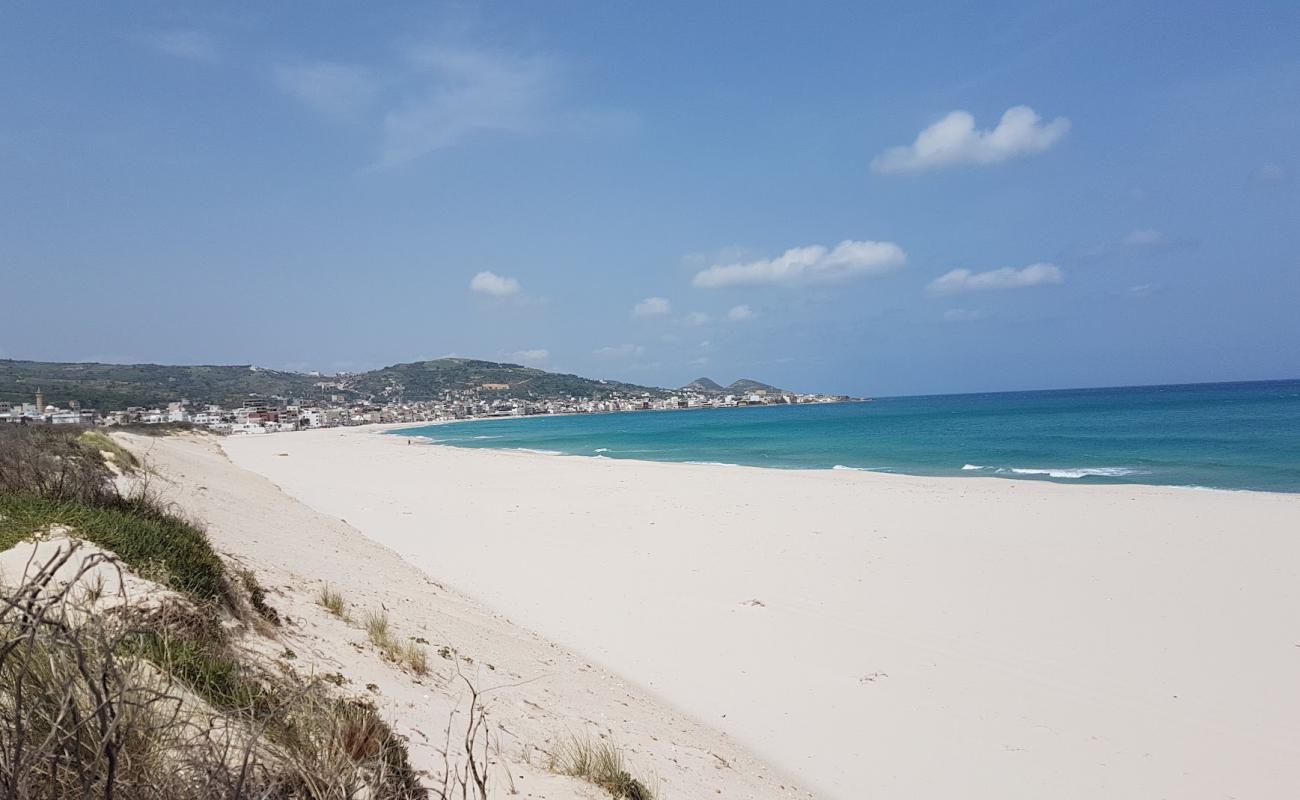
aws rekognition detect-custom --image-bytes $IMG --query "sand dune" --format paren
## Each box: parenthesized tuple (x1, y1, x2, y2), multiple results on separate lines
(222, 425, 1300, 799)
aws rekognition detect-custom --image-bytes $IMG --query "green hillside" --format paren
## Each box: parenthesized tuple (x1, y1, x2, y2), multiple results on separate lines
(0, 360, 335, 410)
(349, 358, 665, 401)
(0, 357, 665, 410)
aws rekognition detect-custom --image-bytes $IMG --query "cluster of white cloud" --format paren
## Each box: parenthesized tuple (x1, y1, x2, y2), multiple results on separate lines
(509, 348, 549, 364)
(379, 46, 554, 167)
(468, 271, 522, 297)
(269, 41, 630, 168)
(632, 296, 672, 317)
(872, 106, 1070, 174)
(139, 29, 220, 63)
(692, 240, 906, 288)
(928, 263, 1064, 294)
(594, 344, 645, 360)
(1122, 228, 1166, 246)
(274, 61, 378, 118)
(727, 304, 756, 321)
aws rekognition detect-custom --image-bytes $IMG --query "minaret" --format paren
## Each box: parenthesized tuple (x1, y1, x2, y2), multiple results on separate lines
(35, 388, 44, 410)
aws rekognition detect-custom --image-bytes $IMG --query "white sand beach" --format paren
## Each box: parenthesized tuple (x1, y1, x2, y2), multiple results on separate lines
(212, 426, 1300, 799)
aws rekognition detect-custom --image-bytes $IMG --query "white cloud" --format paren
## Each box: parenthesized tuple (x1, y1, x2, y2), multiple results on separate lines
(632, 297, 672, 317)
(928, 263, 1064, 294)
(469, 271, 522, 297)
(139, 30, 219, 63)
(942, 308, 985, 322)
(727, 304, 756, 321)
(1127, 283, 1160, 298)
(379, 46, 554, 167)
(594, 344, 644, 359)
(683, 311, 711, 326)
(692, 240, 905, 288)
(1253, 163, 1286, 183)
(1123, 228, 1166, 246)
(872, 106, 1070, 174)
(510, 348, 549, 364)
(274, 62, 378, 118)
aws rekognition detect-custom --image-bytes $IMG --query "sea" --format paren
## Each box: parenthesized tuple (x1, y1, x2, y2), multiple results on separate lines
(391, 380, 1300, 493)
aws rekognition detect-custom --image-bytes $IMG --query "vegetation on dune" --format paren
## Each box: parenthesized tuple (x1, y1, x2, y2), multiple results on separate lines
(0, 550, 424, 799)
(0, 426, 232, 605)
(0, 494, 232, 605)
(550, 735, 657, 800)
(317, 584, 347, 618)
(0, 414, 426, 798)
(77, 428, 140, 471)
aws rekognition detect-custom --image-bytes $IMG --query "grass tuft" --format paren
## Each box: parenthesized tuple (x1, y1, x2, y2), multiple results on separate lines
(363, 610, 401, 660)
(317, 584, 347, 618)
(402, 641, 428, 676)
(551, 735, 656, 800)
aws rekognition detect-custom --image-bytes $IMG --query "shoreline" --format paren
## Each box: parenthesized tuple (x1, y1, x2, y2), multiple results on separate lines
(389, 423, 1289, 496)
(223, 425, 1300, 799)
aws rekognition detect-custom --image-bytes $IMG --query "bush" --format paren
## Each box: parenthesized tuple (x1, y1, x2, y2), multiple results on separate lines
(0, 542, 425, 799)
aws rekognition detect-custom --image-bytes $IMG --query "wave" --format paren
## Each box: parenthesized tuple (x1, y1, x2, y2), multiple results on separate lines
(594, 447, 609, 453)
(472, 434, 503, 440)
(963, 464, 1145, 479)
(685, 460, 741, 467)
(513, 448, 564, 456)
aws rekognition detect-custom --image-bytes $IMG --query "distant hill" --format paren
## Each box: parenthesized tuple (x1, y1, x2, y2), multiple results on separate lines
(681, 377, 724, 393)
(681, 376, 786, 395)
(351, 358, 664, 401)
(727, 378, 784, 394)
(0, 357, 665, 410)
(0, 359, 333, 410)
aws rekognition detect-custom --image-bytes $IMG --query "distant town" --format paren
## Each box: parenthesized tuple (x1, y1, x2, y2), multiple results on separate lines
(0, 381, 857, 435)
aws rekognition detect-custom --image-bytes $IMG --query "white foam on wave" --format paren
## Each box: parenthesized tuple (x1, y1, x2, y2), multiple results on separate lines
(1008, 466, 1144, 479)
(961, 464, 1144, 479)
(594, 447, 609, 453)
(685, 460, 741, 467)
(472, 434, 502, 440)
(513, 448, 564, 456)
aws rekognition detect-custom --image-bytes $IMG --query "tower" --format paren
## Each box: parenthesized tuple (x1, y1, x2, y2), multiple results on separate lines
(35, 388, 44, 410)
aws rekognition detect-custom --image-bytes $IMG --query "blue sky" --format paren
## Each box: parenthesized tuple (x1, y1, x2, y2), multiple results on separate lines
(2, 1, 1297, 396)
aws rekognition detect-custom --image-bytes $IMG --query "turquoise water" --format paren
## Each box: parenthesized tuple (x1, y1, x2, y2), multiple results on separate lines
(393, 380, 1300, 493)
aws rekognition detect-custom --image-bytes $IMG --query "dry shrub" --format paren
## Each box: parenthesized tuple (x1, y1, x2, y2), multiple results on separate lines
(0, 542, 424, 799)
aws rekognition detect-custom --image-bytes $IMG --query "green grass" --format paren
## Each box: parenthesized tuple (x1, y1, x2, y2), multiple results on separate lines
(132, 631, 280, 719)
(239, 568, 280, 625)
(77, 429, 140, 471)
(0, 493, 231, 606)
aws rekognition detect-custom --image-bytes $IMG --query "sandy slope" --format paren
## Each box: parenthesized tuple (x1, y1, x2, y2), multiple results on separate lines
(215, 425, 1300, 800)
(123, 432, 804, 799)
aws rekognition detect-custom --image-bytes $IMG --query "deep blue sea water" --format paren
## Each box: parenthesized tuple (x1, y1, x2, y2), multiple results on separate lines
(392, 380, 1300, 493)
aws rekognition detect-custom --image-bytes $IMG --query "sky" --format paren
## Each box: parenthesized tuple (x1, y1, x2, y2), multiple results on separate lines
(1, 1, 1298, 397)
